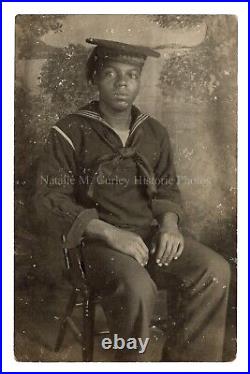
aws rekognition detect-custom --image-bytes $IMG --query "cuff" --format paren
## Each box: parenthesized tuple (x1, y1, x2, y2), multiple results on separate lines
(65, 208, 98, 248)
(151, 199, 183, 223)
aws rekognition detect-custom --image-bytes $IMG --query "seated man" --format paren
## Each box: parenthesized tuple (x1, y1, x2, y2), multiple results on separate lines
(35, 38, 230, 362)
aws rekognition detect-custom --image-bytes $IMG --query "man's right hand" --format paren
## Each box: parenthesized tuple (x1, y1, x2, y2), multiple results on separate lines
(85, 219, 149, 266)
(106, 227, 149, 266)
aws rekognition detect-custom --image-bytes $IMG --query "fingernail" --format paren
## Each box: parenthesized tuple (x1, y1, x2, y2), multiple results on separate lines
(156, 259, 160, 264)
(174, 257, 178, 260)
(164, 263, 168, 266)
(158, 263, 163, 267)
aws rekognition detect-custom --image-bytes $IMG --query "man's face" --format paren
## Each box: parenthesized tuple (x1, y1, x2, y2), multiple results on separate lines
(95, 60, 142, 112)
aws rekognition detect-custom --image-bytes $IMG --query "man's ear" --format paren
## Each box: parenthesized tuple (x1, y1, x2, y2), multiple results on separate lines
(92, 71, 99, 86)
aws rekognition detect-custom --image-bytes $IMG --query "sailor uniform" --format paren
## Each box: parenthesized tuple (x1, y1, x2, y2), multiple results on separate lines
(35, 100, 230, 362)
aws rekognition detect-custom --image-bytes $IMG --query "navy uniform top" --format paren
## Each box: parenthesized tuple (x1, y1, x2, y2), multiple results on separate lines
(35, 101, 184, 248)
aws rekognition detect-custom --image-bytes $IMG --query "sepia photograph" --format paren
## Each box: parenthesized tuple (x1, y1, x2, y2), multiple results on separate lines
(14, 13, 237, 363)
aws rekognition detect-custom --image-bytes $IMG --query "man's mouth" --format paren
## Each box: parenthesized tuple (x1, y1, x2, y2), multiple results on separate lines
(114, 92, 129, 99)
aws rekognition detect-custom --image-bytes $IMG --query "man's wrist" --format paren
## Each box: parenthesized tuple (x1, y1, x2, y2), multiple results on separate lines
(102, 222, 118, 244)
(85, 218, 118, 244)
(159, 212, 179, 231)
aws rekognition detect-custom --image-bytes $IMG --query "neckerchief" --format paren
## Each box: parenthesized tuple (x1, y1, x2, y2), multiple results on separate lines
(74, 102, 157, 200)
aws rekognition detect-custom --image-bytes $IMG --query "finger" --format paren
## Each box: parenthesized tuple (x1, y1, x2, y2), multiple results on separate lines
(136, 242, 149, 265)
(133, 252, 144, 266)
(150, 235, 157, 255)
(156, 235, 167, 265)
(134, 244, 146, 264)
(150, 243, 156, 255)
(137, 240, 149, 265)
(136, 239, 148, 257)
(161, 238, 174, 265)
(175, 240, 184, 259)
(165, 241, 179, 265)
(150, 237, 157, 255)
(127, 241, 144, 265)
(138, 238, 149, 258)
(131, 244, 146, 266)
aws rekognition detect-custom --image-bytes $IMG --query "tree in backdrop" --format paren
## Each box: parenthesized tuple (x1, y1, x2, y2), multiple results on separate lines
(15, 16, 95, 235)
(39, 43, 97, 118)
(152, 15, 237, 103)
(16, 15, 66, 59)
(15, 15, 66, 184)
(15, 16, 99, 285)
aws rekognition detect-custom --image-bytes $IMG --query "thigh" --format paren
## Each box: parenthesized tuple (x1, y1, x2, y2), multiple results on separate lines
(81, 240, 156, 294)
(147, 235, 229, 289)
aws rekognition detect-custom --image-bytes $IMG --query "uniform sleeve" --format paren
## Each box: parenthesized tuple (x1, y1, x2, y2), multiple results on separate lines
(34, 125, 98, 248)
(152, 127, 184, 223)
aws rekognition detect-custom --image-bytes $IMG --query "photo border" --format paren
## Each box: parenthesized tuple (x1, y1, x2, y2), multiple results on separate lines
(1, 1, 248, 373)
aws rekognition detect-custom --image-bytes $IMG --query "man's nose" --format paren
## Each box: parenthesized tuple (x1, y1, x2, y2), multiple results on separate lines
(115, 74, 127, 86)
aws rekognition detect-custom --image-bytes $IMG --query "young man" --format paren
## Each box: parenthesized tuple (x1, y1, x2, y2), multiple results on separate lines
(35, 38, 230, 362)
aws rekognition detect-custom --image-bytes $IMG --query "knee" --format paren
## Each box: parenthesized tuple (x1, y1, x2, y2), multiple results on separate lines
(206, 253, 231, 287)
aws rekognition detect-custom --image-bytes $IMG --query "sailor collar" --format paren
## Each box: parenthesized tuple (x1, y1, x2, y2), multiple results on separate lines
(75, 101, 150, 140)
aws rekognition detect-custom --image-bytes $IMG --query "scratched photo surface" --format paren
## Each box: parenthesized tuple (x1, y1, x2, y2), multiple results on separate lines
(15, 15, 237, 361)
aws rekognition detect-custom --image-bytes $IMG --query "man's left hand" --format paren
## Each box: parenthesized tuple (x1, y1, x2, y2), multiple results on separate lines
(155, 228, 184, 267)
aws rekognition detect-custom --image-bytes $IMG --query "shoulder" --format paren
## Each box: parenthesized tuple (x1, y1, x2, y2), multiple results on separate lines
(50, 112, 91, 152)
(143, 115, 170, 143)
(51, 113, 89, 136)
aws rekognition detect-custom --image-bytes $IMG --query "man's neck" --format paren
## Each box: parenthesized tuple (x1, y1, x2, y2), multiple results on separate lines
(99, 101, 132, 130)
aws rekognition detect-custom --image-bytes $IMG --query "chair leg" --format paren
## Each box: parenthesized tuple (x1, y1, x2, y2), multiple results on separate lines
(55, 287, 79, 352)
(81, 285, 95, 362)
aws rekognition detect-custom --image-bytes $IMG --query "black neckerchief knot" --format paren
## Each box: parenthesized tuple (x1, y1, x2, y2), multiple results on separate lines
(87, 144, 157, 200)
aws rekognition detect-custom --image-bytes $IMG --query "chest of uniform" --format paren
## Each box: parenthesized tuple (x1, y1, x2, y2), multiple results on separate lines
(78, 127, 161, 171)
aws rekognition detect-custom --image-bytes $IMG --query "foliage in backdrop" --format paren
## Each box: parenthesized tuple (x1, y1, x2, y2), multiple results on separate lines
(152, 15, 237, 103)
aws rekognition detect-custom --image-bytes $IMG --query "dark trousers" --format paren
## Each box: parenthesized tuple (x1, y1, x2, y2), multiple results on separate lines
(82, 234, 230, 362)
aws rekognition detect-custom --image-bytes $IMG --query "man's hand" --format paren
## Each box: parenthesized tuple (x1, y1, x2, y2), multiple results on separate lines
(85, 219, 149, 266)
(154, 212, 184, 267)
(106, 227, 149, 267)
(155, 228, 184, 267)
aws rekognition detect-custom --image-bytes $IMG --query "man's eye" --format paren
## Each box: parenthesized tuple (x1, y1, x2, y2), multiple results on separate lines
(129, 72, 139, 80)
(104, 70, 115, 78)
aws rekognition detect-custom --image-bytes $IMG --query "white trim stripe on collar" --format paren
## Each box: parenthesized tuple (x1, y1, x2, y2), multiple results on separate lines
(51, 110, 149, 152)
(52, 126, 76, 151)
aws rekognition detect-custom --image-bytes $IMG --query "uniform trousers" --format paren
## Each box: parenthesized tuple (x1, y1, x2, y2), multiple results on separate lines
(81, 232, 230, 362)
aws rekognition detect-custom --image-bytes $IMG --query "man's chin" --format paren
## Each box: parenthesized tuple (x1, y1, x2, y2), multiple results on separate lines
(112, 100, 131, 111)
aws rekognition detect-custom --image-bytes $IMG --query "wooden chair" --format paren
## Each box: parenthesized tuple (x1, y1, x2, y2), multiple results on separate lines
(55, 236, 179, 361)
(54, 236, 101, 361)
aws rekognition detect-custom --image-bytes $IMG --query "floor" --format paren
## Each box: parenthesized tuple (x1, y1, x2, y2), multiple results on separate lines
(14, 279, 166, 362)
(14, 271, 236, 363)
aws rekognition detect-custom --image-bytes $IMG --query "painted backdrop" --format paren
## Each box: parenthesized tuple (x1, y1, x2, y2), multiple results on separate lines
(15, 15, 237, 359)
